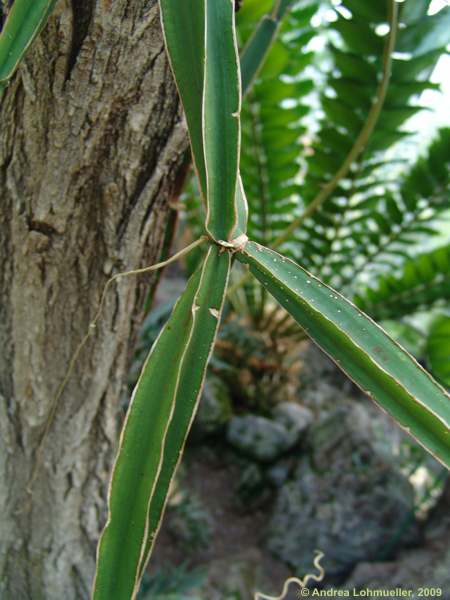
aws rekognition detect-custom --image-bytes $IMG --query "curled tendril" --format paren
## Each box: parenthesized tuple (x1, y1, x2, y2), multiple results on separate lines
(254, 550, 325, 600)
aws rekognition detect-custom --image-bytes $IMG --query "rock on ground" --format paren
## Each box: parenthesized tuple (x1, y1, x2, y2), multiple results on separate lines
(227, 406, 312, 463)
(265, 403, 419, 578)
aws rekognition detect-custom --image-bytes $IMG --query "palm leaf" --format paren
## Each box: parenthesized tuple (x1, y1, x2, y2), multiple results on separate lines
(339, 128, 450, 293)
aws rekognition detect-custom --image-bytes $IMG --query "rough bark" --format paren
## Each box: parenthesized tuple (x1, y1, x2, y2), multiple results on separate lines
(0, 1, 188, 598)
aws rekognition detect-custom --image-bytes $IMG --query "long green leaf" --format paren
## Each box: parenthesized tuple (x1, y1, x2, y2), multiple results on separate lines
(237, 241, 450, 468)
(93, 245, 230, 600)
(239, 0, 297, 94)
(136, 246, 231, 577)
(240, 15, 278, 94)
(0, 0, 56, 88)
(204, 0, 241, 242)
(160, 0, 207, 199)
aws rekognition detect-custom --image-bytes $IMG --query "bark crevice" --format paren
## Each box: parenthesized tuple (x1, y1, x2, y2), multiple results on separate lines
(66, 0, 95, 82)
(0, 1, 188, 598)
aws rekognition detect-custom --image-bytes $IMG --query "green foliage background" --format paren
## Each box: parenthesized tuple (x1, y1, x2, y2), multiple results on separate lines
(185, 0, 450, 383)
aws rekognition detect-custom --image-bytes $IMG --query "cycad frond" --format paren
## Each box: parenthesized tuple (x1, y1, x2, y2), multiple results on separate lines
(354, 243, 450, 321)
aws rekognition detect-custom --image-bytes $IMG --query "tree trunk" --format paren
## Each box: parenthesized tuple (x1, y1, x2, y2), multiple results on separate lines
(0, 1, 188, 597)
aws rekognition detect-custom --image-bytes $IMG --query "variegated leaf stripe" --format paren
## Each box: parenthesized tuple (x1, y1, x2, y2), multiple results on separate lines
(159, 0, 207, 199)
(234, 174, 249, 238)
(0, 0, 56, 85)
(136, 245, 231, 583)
(93, 245, 230, 600)
(93, 269, 201, 600)
(203, 0, 242, 242)
(160, 0, 282, 234)
(237, 241, 450, 469)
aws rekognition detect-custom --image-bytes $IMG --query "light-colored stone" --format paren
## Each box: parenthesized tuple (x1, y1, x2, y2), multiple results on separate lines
(272, 402, 313, 446)
(227, 415, 292, 463)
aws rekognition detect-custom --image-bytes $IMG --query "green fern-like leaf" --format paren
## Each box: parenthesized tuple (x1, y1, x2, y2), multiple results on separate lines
(339, 127, 450, 293)
(290, 0, 449, 280)
(240, 2, 318, 248)
(354, 244, 450, 321)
